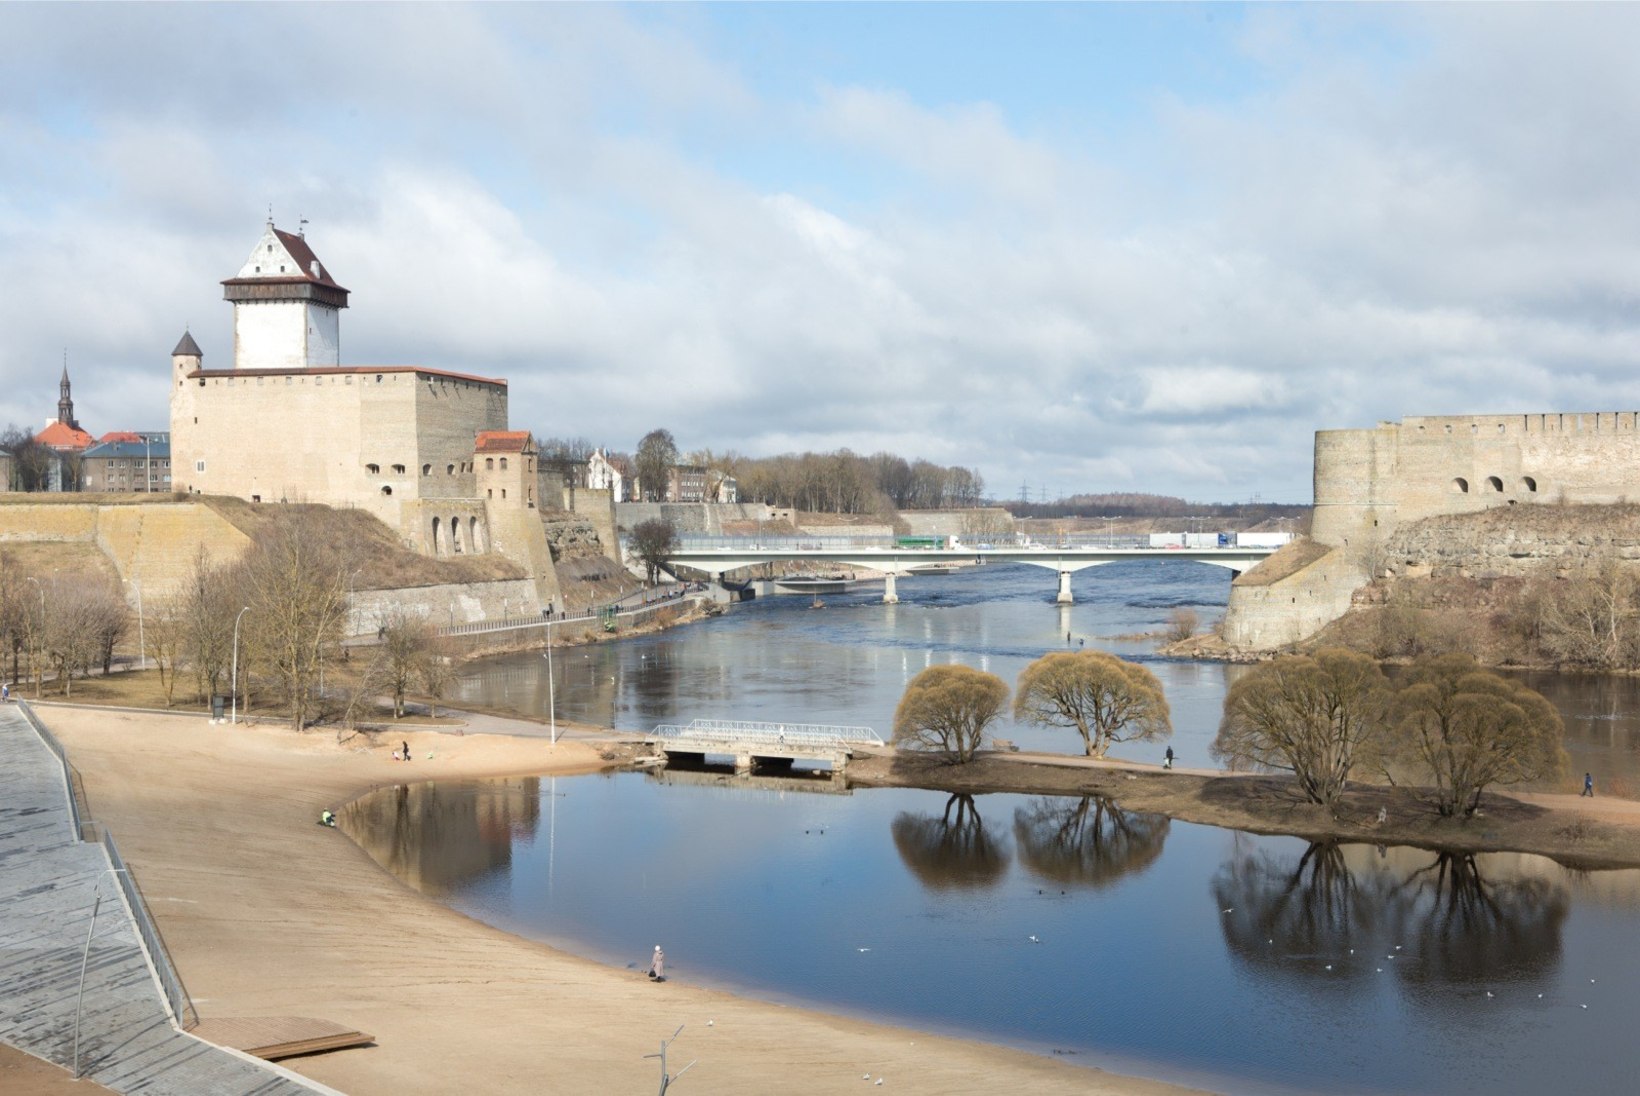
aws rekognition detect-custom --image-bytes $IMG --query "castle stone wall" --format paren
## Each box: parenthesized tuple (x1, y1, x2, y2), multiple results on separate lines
(347, 578, 541, 636)
(1231, 407, 1640, 651)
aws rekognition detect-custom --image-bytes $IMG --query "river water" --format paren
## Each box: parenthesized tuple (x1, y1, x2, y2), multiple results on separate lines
(395, 561, 1640, 1092)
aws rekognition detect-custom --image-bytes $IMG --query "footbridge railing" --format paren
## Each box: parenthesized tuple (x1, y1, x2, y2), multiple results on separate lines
(651, 719, 884, 749)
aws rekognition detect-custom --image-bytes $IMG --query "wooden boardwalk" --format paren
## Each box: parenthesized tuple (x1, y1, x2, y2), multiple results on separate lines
(0, 705, 326, 1095)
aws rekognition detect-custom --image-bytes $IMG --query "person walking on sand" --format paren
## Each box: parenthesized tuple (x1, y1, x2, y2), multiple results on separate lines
(402, 740, 411, 762)
(1164, 746, 1174, 770)
(649, 945, 666, 982)
(1583, 772, 1595, 797)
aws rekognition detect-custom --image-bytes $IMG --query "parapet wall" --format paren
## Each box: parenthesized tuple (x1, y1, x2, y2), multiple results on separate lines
(348, 578, 541, 636)
(1221, 546, 1365, 651)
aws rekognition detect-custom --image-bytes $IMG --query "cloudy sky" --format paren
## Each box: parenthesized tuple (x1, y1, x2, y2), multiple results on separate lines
(4, 3, 1638, 504)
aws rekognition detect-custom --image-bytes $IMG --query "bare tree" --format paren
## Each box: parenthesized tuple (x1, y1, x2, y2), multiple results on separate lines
(41, 575, 126, 697)
(144, 600, 183, 707)
(892, 664, 1009, 763)
(1387, 654, 1568, 816)
(420, 640, 457, 719)
(629, 518, 677, 585)
(180, 546, 237, 702)
(1212, 647, 1390, 812)
(1534, 557, 1640, 669)
(240, 511, 355, 731)
(379, 606, 436, 718)
(635, 428, 679, 502)
(0, 425, 55, 492)
(1165, 608, 1199, 644)
(1013, 650, 1172, 758)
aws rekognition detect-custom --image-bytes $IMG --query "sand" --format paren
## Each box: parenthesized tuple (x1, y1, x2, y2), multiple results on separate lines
(41, 708, 1208, 1096)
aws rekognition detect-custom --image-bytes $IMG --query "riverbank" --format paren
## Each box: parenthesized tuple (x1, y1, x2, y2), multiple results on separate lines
(41, 707, 1208, 1096)
(849, 748, 1640, 868)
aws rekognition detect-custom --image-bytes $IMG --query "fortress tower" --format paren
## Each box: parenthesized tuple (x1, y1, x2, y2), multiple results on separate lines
(222, 219, 349, 370)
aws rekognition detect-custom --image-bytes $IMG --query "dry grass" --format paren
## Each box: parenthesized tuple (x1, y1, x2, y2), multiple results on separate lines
(201, 496, 523, 588)
(1231, 537, 1329, 587)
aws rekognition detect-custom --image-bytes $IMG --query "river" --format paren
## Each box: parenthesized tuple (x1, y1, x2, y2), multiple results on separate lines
(393, 561, 1640, 1093)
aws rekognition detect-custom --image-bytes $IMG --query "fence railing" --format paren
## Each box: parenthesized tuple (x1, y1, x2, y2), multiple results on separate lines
(94, 825, 198, 1029)
(17, 700, 89, 838)
(17, 700, 198, 1030)
(438, 590, 709, 638)
(652, 719, 884, 748)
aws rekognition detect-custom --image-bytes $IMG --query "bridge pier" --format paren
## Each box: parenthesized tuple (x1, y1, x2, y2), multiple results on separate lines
(1056, 570, 1074, 604)
(883, 572, 899, 604)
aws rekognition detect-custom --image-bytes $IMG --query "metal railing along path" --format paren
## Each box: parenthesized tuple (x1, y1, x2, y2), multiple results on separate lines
(18, 701, 198, 1029)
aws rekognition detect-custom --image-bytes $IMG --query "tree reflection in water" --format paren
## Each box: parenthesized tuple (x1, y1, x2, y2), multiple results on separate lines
(891, 793, 1010, 889)
(1387, 851, 1568, 985)
(1012, 796, 1170, 889)
(1214, 839, 1568, 990)
(341, 778, 542, 895)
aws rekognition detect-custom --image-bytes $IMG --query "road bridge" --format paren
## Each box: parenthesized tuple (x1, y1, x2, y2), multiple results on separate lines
(649, 719, 884, 774)
(661, 536, 1280, 604)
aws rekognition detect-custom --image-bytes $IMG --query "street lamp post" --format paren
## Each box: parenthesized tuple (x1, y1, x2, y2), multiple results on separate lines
(230, 606, 250, 724)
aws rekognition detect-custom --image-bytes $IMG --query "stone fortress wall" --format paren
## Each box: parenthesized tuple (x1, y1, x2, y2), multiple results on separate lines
(1225, 409, 1640, 650)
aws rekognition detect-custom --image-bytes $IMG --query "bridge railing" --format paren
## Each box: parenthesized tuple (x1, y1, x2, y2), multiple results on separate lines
(653, 719, 884, 748)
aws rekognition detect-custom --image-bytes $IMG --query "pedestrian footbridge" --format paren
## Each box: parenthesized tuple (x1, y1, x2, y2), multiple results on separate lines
(649, 719, 884, 774)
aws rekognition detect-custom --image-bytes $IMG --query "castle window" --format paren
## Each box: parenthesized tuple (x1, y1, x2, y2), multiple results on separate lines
(195, 460, 206, 473)
(392, 464, 406, 475)
(376, 375, 383, 383)
(1523, 476, 1538, 492)
(485, 458, 494, 470)
(381, 486, 393, 496)
(447, 464, 455, 475)
(487, 488, 493, 499)
(501, 489, 507, 499)
(1486, 476, 1503, 492)
(254, 266, 260, 273)
(500, 458, 508, 471)
(1453, 477, 1469, 493)
(423, 464, 432, 476)
(366, 463, 380, 474)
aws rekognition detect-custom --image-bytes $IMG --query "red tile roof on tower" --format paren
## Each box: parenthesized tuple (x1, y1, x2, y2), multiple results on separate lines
(475, 430, 532, 453)
(37, 421, 95, 451)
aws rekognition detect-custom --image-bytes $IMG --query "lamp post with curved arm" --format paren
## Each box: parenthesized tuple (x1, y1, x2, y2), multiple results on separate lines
(231, 606, 250, 724)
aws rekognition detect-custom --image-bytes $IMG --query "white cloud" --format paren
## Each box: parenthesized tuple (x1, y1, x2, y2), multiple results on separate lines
(2, 5, 1639, 504)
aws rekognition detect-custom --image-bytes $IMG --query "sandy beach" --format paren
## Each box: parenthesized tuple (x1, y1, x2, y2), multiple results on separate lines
(41, 707, 1208, 1096)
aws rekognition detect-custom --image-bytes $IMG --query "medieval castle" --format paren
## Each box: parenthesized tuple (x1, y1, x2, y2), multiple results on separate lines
(167, 220, 614, 614)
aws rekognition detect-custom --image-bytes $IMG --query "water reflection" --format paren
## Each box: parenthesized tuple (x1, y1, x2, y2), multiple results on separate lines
(1012, 796, 1170, 889)
(340, 778, 541, 895)
(1214, 840, 1568, 988)
(890, 793, 1010, 888)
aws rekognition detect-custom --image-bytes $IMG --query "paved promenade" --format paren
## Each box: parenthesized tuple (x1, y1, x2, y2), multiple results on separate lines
(0, 705, 321, 1094)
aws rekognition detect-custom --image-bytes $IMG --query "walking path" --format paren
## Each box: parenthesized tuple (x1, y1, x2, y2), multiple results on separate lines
(0, 705, 327, 1095)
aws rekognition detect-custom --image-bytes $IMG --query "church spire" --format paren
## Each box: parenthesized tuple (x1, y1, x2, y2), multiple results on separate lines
(58, 352, 76, 427)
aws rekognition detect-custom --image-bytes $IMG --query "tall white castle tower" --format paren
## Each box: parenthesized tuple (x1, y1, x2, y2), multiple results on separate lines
(221, 219, 349, 370)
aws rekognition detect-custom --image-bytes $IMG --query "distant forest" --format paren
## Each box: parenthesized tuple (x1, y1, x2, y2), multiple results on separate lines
(732, 451, 985, 514)
(1005, 493, 1309, 520)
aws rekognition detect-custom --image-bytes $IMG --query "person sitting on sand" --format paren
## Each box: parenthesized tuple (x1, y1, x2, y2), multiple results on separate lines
(319, 809, 336, 828)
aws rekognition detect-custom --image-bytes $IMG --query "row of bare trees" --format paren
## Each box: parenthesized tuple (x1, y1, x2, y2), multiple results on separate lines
(734, 450, 985, 513)
(0, 561, 127, 697)
(148, 515, 457, 730)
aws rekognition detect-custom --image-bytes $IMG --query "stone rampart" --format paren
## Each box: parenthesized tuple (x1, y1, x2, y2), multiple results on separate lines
(348, 578, 541, 636)
(0, 499, 251, 605)
(1220, 546, 1366, 651)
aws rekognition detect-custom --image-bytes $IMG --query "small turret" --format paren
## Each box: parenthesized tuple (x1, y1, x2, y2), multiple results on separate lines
(172, 330, 204, 375)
